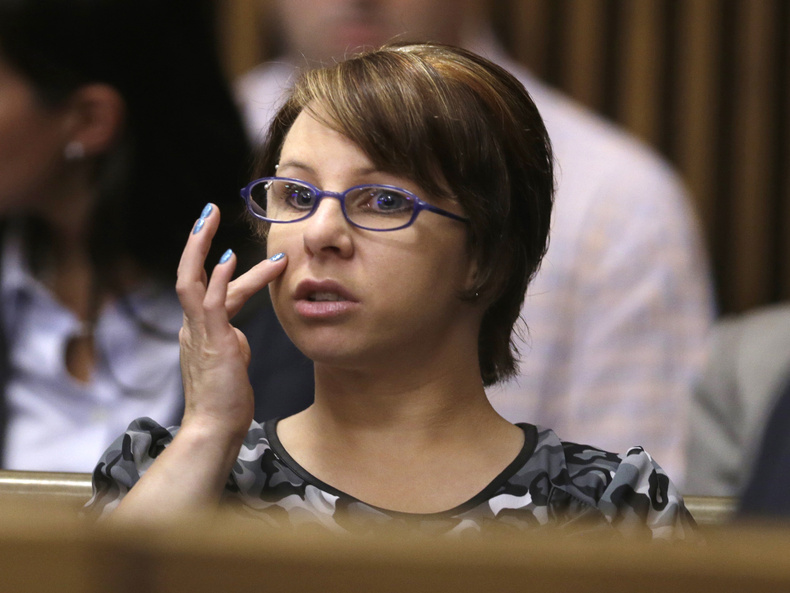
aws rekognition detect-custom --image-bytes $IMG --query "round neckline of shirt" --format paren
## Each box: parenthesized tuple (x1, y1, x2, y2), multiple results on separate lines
(262, 418, 539, 518)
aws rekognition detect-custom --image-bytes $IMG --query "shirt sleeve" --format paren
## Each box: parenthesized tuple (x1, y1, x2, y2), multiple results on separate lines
(596, 447, 697, 540)
(83, 417, 176, 519)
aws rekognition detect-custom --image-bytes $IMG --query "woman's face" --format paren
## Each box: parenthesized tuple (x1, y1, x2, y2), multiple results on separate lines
(0, 54, 70, 212)
(266, 108, 480, 372)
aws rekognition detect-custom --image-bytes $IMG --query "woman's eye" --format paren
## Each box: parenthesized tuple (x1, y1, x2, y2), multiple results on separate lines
(284, 185, 316, 209)
(366, 189, 411, 213)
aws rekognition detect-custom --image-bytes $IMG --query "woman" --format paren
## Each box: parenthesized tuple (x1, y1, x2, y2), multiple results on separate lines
(0, 0, 311, 470)
(89, 43, 693, 538)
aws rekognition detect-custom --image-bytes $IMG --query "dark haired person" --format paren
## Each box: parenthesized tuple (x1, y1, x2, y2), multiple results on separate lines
(0, 0, 311, 470)
(88, 44, 693, 539)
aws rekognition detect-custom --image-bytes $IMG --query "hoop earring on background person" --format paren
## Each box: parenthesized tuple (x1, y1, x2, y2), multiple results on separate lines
(64, 141, 86, 161)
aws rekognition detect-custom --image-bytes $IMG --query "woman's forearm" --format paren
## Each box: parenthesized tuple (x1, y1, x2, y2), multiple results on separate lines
(109, 420, 246, 524)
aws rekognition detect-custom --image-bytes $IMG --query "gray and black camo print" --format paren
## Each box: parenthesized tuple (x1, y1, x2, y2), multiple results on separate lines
(86, 418, 695, 539)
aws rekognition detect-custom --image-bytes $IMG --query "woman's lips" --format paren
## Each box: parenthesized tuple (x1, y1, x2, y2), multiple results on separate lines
(295, 299, 359, 319)
(293, 279, 360, 320)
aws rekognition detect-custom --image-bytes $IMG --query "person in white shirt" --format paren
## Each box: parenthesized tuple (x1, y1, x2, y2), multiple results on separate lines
(235, 0, 715, 483)
(0, 0, 312, 471)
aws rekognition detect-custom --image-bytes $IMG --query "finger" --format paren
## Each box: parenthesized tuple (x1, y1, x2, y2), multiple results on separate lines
(226, 252, 288, 318)
(202, 248, 237, 339)
(176, 204, 220, 322)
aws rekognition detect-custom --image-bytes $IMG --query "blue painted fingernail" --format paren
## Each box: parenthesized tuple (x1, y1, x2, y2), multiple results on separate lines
(269, 252, 285, 262)
(193, 218, 205, 234)
(219, 249, 233, 264)
(200, 203, 212, 219)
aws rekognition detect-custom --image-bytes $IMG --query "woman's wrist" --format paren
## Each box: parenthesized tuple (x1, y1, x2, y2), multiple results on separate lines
(156, 419, 246, 505)
(177, 413, 249, 465)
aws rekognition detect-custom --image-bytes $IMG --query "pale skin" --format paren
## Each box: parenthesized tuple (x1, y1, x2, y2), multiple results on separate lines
(111, 109, 523, 522)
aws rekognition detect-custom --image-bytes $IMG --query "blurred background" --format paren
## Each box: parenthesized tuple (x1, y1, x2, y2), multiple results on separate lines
(217, 0, 789, 316)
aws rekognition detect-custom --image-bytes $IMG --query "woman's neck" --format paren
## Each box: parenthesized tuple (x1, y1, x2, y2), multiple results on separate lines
(43, 163, 96, 238)
(25, 169, 102, 382)
(276, 361, 523, 513)
(288, 314, 500, 442)
(30, 172, 97, 311)
(314, 361, 488, 428)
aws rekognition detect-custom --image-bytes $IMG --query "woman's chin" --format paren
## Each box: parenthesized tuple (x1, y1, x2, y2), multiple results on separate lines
(294, 339, 361, 367)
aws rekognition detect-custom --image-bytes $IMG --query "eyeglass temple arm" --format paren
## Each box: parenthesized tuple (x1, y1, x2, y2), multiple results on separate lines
(420, 203, 470, 223)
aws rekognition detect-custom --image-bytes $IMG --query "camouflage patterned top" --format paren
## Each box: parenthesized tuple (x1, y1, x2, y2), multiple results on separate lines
(86, 418, 695, 539)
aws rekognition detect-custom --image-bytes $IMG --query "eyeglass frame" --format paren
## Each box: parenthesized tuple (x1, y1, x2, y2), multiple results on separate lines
(240, 176, 470, 232)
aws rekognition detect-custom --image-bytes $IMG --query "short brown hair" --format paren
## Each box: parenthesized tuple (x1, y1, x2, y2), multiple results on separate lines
(256, 43, 554, 386)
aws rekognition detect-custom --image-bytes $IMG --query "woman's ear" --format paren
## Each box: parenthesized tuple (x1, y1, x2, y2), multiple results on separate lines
(62, 83, 125, 157)
(463, 255, 481, 295)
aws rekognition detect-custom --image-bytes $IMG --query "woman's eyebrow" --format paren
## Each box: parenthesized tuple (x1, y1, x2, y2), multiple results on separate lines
(277, 160, 316, 175)
(277, 160, 380, 178)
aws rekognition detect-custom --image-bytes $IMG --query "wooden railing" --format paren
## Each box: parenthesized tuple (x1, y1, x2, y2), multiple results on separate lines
(1, 496, 790, 593)
(0, 470, 92, 507)
(5, 470, 789, 592)
(685, 495, 737, 526)
(0, 470, 737, 526)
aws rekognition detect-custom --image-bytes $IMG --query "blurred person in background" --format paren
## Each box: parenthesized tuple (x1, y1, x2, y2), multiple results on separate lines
(236, 0, 714, 482)
(0, 0, 311, 471)
(739, 358, 790, 517)
(686, 304, 790, 501)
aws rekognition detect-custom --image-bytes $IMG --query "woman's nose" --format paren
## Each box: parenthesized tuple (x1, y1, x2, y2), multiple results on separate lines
(302, 195, 354, 258)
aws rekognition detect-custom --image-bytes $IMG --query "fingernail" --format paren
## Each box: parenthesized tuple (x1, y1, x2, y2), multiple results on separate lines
(193, 218, 205, 234)
(200, 203, 213, 219)
(219, 249, 233, 264)
(269, 252, 285, 262)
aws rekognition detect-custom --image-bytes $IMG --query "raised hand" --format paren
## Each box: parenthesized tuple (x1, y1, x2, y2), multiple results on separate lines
(176, 203, 287, 439)
(111, 204, 287, 521)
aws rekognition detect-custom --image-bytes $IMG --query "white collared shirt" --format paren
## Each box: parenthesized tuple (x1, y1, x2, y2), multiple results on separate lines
(1, 228, 184, 471)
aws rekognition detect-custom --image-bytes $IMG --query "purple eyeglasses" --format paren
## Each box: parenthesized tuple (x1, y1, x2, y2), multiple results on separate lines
(240, 177, 469, 232)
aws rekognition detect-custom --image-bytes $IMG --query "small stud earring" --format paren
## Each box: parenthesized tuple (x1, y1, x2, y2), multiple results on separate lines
(64, 141, 85, 161)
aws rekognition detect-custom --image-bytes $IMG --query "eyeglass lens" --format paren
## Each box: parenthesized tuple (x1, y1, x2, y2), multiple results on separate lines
(250, 179, 416, 230)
